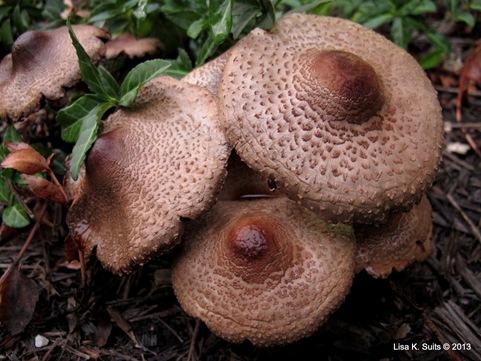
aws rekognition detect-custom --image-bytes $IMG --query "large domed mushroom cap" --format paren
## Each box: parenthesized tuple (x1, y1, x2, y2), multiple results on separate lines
(218, 13, 444, 224)
(0, 25, 108, 121)
(172, 197, 356, 346)
(355, 194, 434, 278)
(66, 76, 231, 274)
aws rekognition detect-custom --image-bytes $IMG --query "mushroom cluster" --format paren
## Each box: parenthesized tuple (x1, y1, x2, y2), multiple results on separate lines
(62, 13, 443, 346)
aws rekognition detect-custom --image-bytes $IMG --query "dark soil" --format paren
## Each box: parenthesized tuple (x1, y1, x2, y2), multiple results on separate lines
(1, 21, 481, 361)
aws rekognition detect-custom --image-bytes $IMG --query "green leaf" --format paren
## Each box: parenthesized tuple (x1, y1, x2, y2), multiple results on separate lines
(284, 0, 333, 15)
(411, 0, 437, 15)
(418, 49, 446, 69)
(98, 66, 120, 99)
(391, 17, 410, 48)
(3, 125, 23, 143)
(88, 2, 120, 23)
(231, 0, 261, 38)
(134, 0, 148, 20)
(187, 17, 208, 39)
(470, 0, 481, 11)
(13, 5, 29, 33)
(56, 94, 107, 143)
(453, 12, 475, 27)
(118, 59, 171, 107)
(254, 0, 276, 29)
(427, 32, 450, 52)
(3, 200, 30, 228)
(194, 32, 218, 67)
(362, 13, 394, 29)
(1, 125, 23, 162)
(69, 102, 113, 181)
(163, 48, 193, 79)
(66, 17, 112, 100)
(0, 178, 10, 204)
(209, 0, 233, 44)
(0, 18, 13, 47)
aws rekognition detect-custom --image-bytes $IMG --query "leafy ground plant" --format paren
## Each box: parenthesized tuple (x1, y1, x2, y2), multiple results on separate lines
(56, 18, 171, 180)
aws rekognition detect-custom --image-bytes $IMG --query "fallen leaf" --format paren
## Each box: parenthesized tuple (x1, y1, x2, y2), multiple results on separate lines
(84, 312, 112, 347)
(5, 142, 33, 152)
(22, 174, 68, 206)
(0, 265, 40, 335)
(1, 143, 49, 175)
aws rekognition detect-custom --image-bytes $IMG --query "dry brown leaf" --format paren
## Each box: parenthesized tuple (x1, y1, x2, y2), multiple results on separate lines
(0, 265, 40, 335)
(1, 143, 49, 175)
(22, 174, 68, 206)
(457, 42, 481, 115)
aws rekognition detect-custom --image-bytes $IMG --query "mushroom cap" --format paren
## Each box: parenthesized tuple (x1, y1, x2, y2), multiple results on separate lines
(182, 50, 231, 94)
(171, 197, 356, 346)
(105, 33, 163, 59)
(66, 76, 230, 274)
(218, 13, 444, 224)
(355, 194, 433, 278)
(0, 25, 108, 121)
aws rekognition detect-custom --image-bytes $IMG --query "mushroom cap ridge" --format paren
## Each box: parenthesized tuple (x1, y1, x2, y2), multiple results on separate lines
(172, 197, 356, 346)
(0, 25, 108, 121)
(66, 76, 231, 274)
(218, 14, 444, 224)
(182, 49, 231, 95)
(355, 194, 434, 278)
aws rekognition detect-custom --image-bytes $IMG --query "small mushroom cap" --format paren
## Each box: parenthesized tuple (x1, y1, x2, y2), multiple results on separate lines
(172, 197, 356, 346)
(0, 25, 108, 121)
(182, 50, 231, 94)
(355, 194, 434, 278)
(218, 14, 444, 224)
(105, 33, 163, 59)
(66, 76, 230, 274)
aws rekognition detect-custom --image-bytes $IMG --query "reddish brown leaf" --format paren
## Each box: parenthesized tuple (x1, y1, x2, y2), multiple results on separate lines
(0, 265, 40, 335)
(64, 233, 81, 262)
(86, 312, 112, 347)
(22, 174, 68, 206)
(1, 144, 49, 175)
(5, 142, 32, 152)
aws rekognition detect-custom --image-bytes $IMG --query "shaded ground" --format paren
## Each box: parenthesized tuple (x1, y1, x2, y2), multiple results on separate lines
(1, 20, 481, 361)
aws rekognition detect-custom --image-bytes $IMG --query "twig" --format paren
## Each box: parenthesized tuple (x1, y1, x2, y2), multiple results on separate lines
(187, 319, 200, 361)
(446, 193, 481, 244)
(15, 202, 49, 262)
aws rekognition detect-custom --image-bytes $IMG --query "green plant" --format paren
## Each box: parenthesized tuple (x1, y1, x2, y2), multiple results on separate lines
(56, 18, 172, 180)
(314, 0, 480, 68)
(0, 0, 64, 52)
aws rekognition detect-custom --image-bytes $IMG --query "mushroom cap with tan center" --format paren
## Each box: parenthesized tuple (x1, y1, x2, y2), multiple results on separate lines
(354, 194, 433, 278)
(218, 14, 444, 224)
(0, 25, 108, 121)
(171, 197, 356, 346)
(66, 76, 231, 274)
(182, 50, 231, 95)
